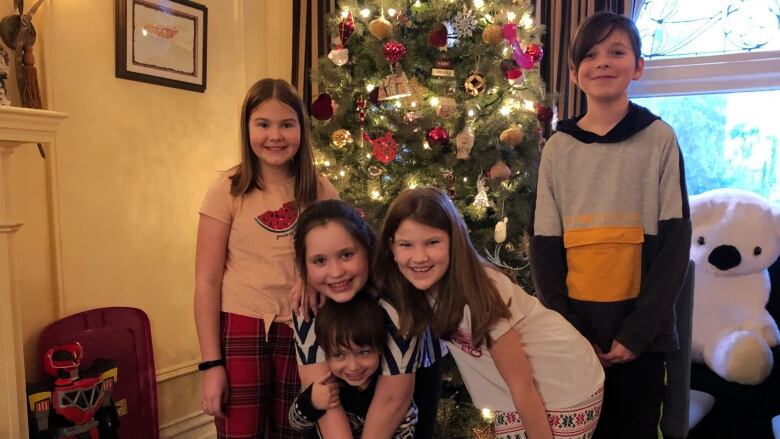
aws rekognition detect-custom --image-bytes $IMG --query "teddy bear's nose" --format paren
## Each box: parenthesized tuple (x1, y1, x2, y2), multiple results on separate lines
(708, 245, 742, 271)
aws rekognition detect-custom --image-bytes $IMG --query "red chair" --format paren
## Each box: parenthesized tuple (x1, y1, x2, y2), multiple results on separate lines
(37, 307, 159, 439)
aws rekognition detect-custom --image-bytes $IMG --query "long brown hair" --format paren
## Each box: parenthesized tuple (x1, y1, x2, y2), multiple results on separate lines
(230, 78, 318, 207)
(374, 187, 510, 348)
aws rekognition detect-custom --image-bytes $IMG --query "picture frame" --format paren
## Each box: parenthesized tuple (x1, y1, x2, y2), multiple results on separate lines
(115, 0, 207, 92)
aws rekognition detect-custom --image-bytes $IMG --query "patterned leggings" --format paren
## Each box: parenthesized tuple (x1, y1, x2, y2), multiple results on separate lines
(215, 313, 302, 439)
(493, 387, 604, 439)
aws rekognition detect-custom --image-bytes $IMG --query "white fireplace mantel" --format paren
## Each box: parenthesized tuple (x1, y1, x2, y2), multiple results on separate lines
(0, 105, 67, 439)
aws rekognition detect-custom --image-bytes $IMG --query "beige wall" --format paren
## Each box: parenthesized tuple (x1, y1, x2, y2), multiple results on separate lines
(7, 0, 292, 437)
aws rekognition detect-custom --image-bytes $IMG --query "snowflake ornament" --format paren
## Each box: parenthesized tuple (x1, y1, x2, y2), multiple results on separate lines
(452, 6, 478, 39)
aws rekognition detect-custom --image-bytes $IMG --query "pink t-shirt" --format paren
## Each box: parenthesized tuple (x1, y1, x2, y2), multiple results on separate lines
(200, 171, 338, 327)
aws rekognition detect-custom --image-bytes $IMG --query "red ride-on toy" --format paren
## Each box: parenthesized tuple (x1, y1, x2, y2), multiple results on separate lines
(26, 342, 121, 439)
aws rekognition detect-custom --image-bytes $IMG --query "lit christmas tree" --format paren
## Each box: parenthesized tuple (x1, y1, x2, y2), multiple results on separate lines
(310, 1, 551, 436)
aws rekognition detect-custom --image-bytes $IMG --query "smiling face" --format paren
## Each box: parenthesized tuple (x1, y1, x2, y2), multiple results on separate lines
(248, 98, 301, 176)
(391, 219, 451, 295)
(570, 29, 644, 104)
(305, 221, 369, 303)
(326, 343, 380, 389)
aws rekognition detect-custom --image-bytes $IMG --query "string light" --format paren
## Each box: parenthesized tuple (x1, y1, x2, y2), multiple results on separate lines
(481, 408, 494, 420)
(366, 83, 376, 92)
(474, 0, 485, 8)
(340, 9, 349, 18)
(323, 160, 331, 167)
(429, 97, 440, 107)
(360, 8, 371, 18)
(522, 13, 534, 28)
(524, 100, 536, 111)
(506, 11, 516, 22)
(339, 170, 346, 177)
(500, 106, 512, 116)
(387, 8, 397, 17)
(423, 141, 431, 149)
(467, 109, 476, 117)
(371, 189, 381, 199)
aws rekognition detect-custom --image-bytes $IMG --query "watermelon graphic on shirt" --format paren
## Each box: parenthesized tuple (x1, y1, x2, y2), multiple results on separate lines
(255, 201, 299, 233)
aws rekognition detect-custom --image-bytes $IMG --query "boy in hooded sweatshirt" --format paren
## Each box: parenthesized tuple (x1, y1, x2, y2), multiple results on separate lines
(530, 11, 691, 439)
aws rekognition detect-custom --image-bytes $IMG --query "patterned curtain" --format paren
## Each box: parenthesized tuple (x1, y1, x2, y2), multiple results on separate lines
(539, 0, 646, 122)
(291, 0, 337, 106)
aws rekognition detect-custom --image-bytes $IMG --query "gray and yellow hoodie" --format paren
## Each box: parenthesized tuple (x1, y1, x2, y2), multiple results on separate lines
(530, 102, 691, 354)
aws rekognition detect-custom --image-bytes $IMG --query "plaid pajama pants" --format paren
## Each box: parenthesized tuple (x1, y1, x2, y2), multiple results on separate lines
(494, 387, 604, 439)
(215, 312, 302, 439)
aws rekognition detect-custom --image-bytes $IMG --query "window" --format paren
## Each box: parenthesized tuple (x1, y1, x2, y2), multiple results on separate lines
(629, 0, 780, 201)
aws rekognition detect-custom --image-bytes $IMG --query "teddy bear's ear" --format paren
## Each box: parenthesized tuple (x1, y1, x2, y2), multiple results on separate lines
(690, 196, 715, 227)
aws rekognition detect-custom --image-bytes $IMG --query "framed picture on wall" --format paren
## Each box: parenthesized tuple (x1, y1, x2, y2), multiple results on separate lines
(115, 0, 207, 92)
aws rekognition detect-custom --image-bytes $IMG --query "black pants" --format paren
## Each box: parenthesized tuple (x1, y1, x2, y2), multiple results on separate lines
(413, 360, 444, 439)
(594, 352, 666, 439)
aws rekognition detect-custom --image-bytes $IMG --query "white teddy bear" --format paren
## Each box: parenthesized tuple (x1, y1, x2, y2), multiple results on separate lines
(691, 188, 780, 385)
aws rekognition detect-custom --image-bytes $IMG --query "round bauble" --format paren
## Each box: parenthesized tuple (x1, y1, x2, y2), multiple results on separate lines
(482, 24, 503, 45)
(499, 126, 524, 147)
(526, 43, 544, 63)
(428, 23, 448, 48)
(489, 160, 512, 181)
(426, 126, 450, 147)
(331, 129, 353, 148)
(464, 72, 487, 96)
(369, 16, 393, 39)
(536, 103, 554, 124)
(383, 40, 406, 64)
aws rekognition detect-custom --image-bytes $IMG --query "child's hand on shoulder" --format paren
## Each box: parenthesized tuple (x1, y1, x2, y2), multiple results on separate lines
(311, 371, 340, 410)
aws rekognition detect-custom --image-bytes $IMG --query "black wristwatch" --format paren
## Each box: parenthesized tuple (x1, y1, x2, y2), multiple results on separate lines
(198, 359, 225, 371)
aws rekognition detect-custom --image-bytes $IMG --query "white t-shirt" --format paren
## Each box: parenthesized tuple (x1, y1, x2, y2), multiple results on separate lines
(434, 268, 604, 410)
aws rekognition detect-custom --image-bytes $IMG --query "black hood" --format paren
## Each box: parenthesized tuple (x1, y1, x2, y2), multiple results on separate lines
(555, 102, 660, 144)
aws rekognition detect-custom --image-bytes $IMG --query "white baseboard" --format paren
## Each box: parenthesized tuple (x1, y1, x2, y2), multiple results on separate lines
(159, 411, 215, 439)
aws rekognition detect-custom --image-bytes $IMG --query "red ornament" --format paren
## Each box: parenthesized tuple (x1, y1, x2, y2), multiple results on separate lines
(338, 10, 355, 44)
(311, 93, 334, 121)
(363, 132, 398, 164)
(536, 103, 554, 124)
(526, 43, 544, 63)
(356, 96, 366, 122)
(428, 23, 448, 48)
(383, 40, 407, 65)
(426, 126, 450, 147)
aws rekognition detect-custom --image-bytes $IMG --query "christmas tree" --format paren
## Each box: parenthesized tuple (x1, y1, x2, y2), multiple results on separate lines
(310, 0, 551, 436)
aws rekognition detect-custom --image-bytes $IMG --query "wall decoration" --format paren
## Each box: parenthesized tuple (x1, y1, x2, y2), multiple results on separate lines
(115, 0, 207, 92)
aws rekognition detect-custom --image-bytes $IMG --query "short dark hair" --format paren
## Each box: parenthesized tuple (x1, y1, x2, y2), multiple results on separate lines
(569, 11, 642, 74)
(294, 199, 375, 287)
(314, 294, 386, 356)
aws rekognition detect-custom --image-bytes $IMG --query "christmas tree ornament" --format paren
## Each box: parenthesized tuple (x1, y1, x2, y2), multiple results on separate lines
(363, 132, 398, 164)
(328, 47, 349, 66)
(464, 71, 487, 96)
(482, 23, 503, 45)
(536, 103, 554, 125)
(356, 96, 366, 123)
(428, 22, 448, 48)
(499, 126, 524, 147)
(403, 111, 421, 126)
(472, 175, 492, 208)
(494, 217, 508, 243)
(455, 126, 475, 159)
(442, 169, 457, 197)
(426, 126, 450, 147)
(368, 165, 384, 177)
(383, 40, 407, 65)
(488, 160, 511, 181)
(452, 5, 478, 39)
(502, 24, 534, 69)
(369, 15, 393, 39)
(338, 9, 355, 42)
(526, 43, 544, 64)
(500, 58, 518, 75)
(506, 68, 524, 86)
(311, 93, 335, 121)
(377, 70, 412, 101)
(331, 129, 353, 148)
(432, 55, 455, 78)
(397, 12, 413, 28)
(436, 96, 457, 119)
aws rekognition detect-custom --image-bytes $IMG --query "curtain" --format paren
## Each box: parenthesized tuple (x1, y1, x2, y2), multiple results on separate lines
(291, 0, 337, 106)
(539, 0, 645, 122)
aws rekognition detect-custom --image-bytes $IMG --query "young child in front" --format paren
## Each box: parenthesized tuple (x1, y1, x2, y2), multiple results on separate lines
(289, 295, 416, 438)
(374, 187, 605, 439)
(530, 11, 691, 439)
(291, 199, 421, 438)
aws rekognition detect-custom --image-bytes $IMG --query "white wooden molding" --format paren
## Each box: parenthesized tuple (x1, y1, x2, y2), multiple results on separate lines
(159, 411, 215, 439)
(156, 359, 200, 383)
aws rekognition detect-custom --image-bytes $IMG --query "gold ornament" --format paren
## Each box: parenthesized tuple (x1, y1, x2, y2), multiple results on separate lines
(494, 217, 508, 243)
(455, 126, 475, 159)
(331, 129, 353, 148)
(489, 160, 512, 181)
(368, 165, 383, 177)
(482, 24, 503, 45)
(499, 126, 524, 147)
(464, 71, 487, 96)
(369, 16, 393, 39)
